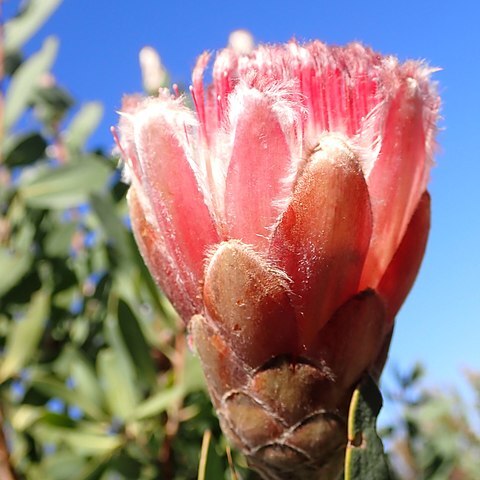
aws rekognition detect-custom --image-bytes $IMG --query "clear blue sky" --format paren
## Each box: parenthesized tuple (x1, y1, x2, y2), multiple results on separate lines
(6, 1, 480, 393)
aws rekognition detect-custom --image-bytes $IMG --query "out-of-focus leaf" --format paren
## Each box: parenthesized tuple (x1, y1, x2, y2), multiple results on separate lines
(97, 348, 139, 420)
(69, 315, 91, 346)
(34, 85, 73, 110)
(73, 454, 111, 480)
(0, 315, 9, 338)
(29, 375, 105, 420)
(4, 0, 62, 52)
(90, 193, 131, 259)
(4, 36, 58, 130)
(32, 452, 87, 480)
(53, 346, 105, 409)
(107, 452, 143, 479)
(18, 155, 111, 209)
(3, 132, 47, 167)
(33, 84, 74, 126)
(183, 350, 206, 394)
(70, 354, 105, 410)
(0, 246, 33, 296)
(0, 289, 50, 382)
(44, 222, 76, 257)
(4, 50, 23, 76)
(66, 102, 104, 151)
(117, 299, 156, 386)
(131, 385, 184, 421)
(10, 405, 43, 431)
(32, 423, 122, 455)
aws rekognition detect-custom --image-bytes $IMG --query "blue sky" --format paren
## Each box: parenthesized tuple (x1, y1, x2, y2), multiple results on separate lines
(6, 0, 480, 395)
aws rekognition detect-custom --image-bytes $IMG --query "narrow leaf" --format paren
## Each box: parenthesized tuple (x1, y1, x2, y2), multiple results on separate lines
(18, 155, 111, 209)
(32, 423, 122, 455)
(66, 102, 104, 151)
(117, 299, 157, 386)
(4, 36, 58, 129)
(0, 289, 50, 382)
(10, 405, 43, 431)
(90, 193, 131, 259)
(29, 375, 105, 420)
(97, 348, 139, 420)
(4, 0, 62, 52)
(32, 452, 86, 480)
(131, 385, 184, 421)
(345, 375, 391, 480)
(44, 222, 76, 257)
(0, 247, 33, 296)
(66, 349, 105, 409)
(3, 132, 47, 167)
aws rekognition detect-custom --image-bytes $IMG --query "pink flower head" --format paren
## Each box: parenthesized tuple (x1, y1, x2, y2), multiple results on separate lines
(115, 39, 439, 478)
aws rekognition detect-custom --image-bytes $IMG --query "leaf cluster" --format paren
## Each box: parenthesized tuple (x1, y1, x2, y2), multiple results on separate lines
(0, 2, 252, 479)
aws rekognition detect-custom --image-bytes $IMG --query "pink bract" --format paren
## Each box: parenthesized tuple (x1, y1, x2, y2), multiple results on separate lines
(116, 39, 439, 479)
(116, 39, 439, 352)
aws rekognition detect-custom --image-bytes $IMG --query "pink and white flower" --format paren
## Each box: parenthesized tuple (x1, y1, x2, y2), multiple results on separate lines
(115, 39, 439, 478)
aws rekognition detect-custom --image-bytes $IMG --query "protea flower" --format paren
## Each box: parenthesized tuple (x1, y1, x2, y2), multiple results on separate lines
(114, 39, 439, 479)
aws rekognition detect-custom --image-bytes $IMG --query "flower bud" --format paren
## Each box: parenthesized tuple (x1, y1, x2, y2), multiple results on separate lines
(228, 29, 255, 55)
(139, 46, 168, 95)
(115, 39, 439, 479)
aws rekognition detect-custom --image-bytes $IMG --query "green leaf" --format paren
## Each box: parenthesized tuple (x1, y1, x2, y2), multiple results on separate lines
(4, 50, 23, 76)
(0, 246, 33, 296)
(0, 289, 50, 382)
(73, 455, 112, 480)
(183, 350, 206, 394)
(66, 102, 104, 151)
(32, 423, 122, 455)
(44, 221, 77, 257)
(33, 452, 87, 480)
(131, 385, 184, 421)
(4, 0, 63, 52)
(34, 85, 73, 111)
(97, 348, 139, 420)
(3, 132, 47, 167)
(69, 353, 105, 410)
(90, 193, 131, 259)
(107, 452, 143, 479)
(30, 375, 105, 420)
(18, 155, 112, 209)
(117, 299, 157, 386)
(33, 84, 74, 126)
(345, 375, 391, 480)
(10, 405, 44, 431)
(53, 346, 105, 410)
(4, 36, 58, 130)
(0, 217, 35, 297)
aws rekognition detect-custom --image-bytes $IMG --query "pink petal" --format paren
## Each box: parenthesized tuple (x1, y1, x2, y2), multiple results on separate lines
(360, 76, 433, 289)
(224, 89, 294, 250)
(128, 188, 199, 319)
(132, 98, 220, 307)
(191, 51, 211, 140)
(269, 134, 372, 348)
(115, 95, 144, 182)
(377, 192, 431, 319)
(203, 240, 298, 367)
